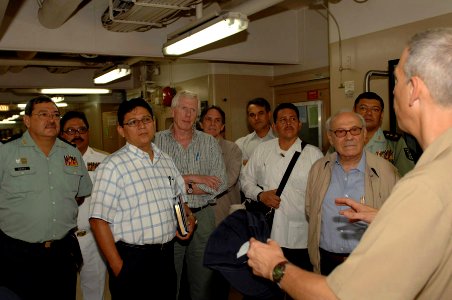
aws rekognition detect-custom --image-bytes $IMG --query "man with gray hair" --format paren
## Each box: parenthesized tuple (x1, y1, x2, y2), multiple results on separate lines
(247, 28, 452, 299)
(305, 111, 398, 275)
(155, 90, 227, 300)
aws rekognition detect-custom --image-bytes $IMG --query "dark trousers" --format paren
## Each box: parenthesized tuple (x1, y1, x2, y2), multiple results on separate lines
(0, 229, 81, 300)
(319, 248, 349, 276)
(109, 240, 176, 300)
(282, 247, 313, 272)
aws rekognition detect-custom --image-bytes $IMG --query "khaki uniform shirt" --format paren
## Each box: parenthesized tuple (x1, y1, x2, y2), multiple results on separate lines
(366, 128, 415, 176)
(327, 128, 452, 299)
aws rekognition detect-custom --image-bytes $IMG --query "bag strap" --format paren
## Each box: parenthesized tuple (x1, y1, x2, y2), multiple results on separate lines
(275, 141, 306, 197)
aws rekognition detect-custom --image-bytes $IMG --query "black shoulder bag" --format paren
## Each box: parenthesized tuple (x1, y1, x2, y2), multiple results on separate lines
(245, 141, 307, 229)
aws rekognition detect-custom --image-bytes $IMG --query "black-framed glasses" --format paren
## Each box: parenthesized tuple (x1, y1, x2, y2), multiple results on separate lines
(64, 127, 88, 135)
(32, 112, 61, 120)
(123, 116, 153, 127)
(330, 126, 362, 138)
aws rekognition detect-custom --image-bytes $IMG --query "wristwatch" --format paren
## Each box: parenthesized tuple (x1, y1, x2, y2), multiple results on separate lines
(187, 181, 194, 194)
(272, 261, 289, 286)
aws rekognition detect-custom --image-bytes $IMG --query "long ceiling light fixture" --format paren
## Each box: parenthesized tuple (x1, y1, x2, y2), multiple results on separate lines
(40, 88, 111, 94)
(94, 64, 131, 84)
(162, 12, 249, 56)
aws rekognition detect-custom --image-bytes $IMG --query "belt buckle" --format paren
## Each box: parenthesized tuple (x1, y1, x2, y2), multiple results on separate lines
(44, 240, 53, 248)
(76, 230, 87, 237)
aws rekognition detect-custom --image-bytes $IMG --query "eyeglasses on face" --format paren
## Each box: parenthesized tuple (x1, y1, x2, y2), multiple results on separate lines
(330, 126, 363, 138)
(32, 112, 61, 120)
(123, 115, 153, 127)
(357, 105, 382, 113)
(64, 127, 88, 135)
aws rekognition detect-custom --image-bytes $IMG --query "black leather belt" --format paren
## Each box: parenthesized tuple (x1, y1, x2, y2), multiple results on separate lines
(320, 248, 350, 263)
(117, 240, 173, 251)
(190, 203, 210, 213)
(0, 228, 76, 250)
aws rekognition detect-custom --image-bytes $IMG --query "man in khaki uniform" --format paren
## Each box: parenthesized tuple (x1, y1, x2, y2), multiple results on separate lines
(353, 91, 415, 176)
(246, 28, 452, 300)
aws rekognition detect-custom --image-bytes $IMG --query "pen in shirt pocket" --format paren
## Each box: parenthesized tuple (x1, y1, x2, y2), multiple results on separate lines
(195, 152, 200, 161)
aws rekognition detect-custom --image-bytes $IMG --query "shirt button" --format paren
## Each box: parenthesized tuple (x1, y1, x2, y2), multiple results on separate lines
(50, 186, 54, 190)
(49, 171, 52, 175)
(52, 202, 55, 205)
(53, 218, 56, 222)
(340, 230, 344, 233)
(344, 194, 349, 198)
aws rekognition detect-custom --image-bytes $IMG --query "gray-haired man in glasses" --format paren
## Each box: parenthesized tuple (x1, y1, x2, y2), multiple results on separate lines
(60, 111, 109, 300)
(305, 111, 399, 275)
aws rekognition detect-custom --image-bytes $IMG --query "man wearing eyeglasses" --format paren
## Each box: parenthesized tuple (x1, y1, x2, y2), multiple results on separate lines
(0, 96, 92, 300)
(60, 111, 108, 300)
(353, 92, 415, 176)
(89, 98, 196, 299)
(305, 111, 399, 275)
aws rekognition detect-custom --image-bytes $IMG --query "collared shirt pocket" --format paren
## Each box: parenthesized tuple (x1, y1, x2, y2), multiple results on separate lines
(7, 165, 37, 193)
(63, 165, 83, 193)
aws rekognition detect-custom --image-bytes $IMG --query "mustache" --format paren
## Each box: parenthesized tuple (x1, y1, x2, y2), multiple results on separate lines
(72, 137, 85, 143)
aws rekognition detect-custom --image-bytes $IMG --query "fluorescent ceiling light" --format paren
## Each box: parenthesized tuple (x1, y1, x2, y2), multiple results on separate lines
(40, 88, 111, 94)
(162, 12, 249, 56)
(56, 102, 68, 107)
(94, 64, 131, 84)
(51, 96, 64, 103)
(0, 120, 16, 124)
(17, 104, 26, 109)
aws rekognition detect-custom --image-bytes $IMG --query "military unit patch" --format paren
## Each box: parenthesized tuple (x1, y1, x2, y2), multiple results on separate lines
(64, 155, 79, 166)
(87, 162, 101, 171)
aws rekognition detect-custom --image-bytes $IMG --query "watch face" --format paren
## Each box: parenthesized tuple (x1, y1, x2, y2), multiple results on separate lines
(187, 188, 193, 194)
(272, 261, 288, 284)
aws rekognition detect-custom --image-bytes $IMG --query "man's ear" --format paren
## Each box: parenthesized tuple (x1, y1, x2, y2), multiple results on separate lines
(23, 115, 31, 128)
(409, 76, 422, 107)
(327, 131, 334, 146)
(117, 125, 125, 138)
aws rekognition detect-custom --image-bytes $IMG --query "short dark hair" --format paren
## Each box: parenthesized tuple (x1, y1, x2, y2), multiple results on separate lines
(117, 97, 154, 127)
(24, 95, 55, 116)
(273, 102, 299, 123)
(199, 105, 225, 124)
(60, 111, 89, 133)
(353, 92, 384, 111)
(246, 98, 271, 113)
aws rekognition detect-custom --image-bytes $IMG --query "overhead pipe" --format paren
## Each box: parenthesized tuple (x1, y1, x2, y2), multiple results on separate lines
(224, 0, 285, 16)
(38, 0, 86, 29)
(363, 70, 388, 92)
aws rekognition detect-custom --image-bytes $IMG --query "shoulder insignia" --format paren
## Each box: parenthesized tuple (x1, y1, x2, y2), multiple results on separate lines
(383, 130, 401, 142)
(3, 133, 23, 144)
(404, 148, 414, 161)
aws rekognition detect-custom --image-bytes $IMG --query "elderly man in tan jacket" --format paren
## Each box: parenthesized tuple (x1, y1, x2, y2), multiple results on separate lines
(305, 111, 399, 275)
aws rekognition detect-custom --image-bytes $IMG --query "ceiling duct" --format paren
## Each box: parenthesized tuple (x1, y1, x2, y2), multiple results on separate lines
(38, 0, 86, 29)
(101, 0, 199, 32)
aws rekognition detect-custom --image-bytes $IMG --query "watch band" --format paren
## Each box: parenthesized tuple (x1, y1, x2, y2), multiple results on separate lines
(272, 260, 289, 286)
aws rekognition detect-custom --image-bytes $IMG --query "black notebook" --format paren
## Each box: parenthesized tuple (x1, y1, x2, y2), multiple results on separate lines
(174, 195, 189, 236)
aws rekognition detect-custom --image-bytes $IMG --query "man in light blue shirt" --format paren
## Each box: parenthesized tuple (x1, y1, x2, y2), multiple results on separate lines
(305, 111, 399, 275)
